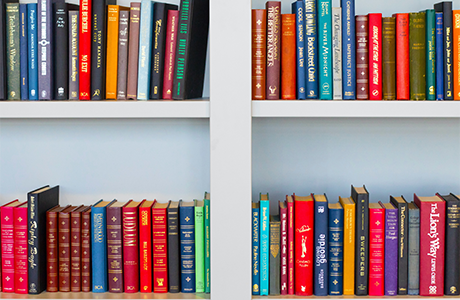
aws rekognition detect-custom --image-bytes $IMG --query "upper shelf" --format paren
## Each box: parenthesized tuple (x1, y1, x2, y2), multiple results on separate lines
(0, 100, 210, 119)
(252, 100, 460, 118)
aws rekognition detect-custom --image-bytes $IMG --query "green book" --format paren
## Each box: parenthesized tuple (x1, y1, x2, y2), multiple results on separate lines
(425, 9, 436, 100)
(204, 192, 211, 293)
(409, 12, 426, 100)
(194, 199, 205, 293)
(6, 2, 20, 100)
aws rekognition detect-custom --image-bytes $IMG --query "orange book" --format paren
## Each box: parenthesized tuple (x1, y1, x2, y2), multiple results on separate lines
(339, 196, 355, 295)
(454, 10, 460, 100)
(281, 14, 296, 100)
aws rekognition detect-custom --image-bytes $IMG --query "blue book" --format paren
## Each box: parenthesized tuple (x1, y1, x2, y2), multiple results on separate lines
(317, 0, 332, 100)
(252, 202, 260, 295)
(91, 199, 114, 293)
(259, 193, 269, 296)
(137, 0, 155, 100)
(19, 4, 28, 100)
(27, 3, 38, 100)
(341, 0, 355, 99)
(292, 0, 306, 99)
(180, 200, 196, 293)
(314, 194, 328, 296)
(304, 0, 318, 98)
(328, 202, 343, 295)
(435, 12, 444, 100)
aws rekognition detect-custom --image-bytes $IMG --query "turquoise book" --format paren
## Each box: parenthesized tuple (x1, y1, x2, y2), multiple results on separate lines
(328, 202, 343, 295)
(204, 192, 210, 293)
(27, 3, 38, 100)
(137, 0, 155, 100)
(318, 0, 332, 99)
(260, 193, 269, 296)
(425, 9, 436, 100)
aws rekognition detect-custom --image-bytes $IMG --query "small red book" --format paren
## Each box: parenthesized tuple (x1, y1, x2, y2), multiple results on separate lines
(368, 13, 382, 100)
(59, 206, 78, 292)
(286, 195, 294, 295)
(70, 206, 88, 292)
(279, 201, 288, 295)
(152, 201, 169, 293)
(1, 200, 21, 293)
(393, 13, 410, 100)
(79, 0, 91, 100)
(162, 10, 179, 100)
(368, 203, 385, 296)
(13, 202, 28, 294)
(46, 206, 68, 292)
(356, 15, 369, 100)
(81, 207, 92, 292)
(139, 200, 155, 293)
(281, 14, 296, 100)
(294, 194, 313, 296)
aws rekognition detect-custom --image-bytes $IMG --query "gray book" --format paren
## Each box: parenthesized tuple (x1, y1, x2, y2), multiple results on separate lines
(269, 215, 280, 295)
(332, 7, 342, 100)
(68, 10, 78, 100)
(408, 202, 420, 295)
(117, 10, 129, 100)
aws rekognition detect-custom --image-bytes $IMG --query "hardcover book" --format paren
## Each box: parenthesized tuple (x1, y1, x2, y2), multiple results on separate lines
(70, 205, 89, 292)
(313, 194, 328, 296)
(338, 196, 355, 295)
(107, 201, 128, 293)
(137, 0, 155, 100)
(139, 200, 155, 293)
(390, 195, 408, 294)
(20, 4, 27, 100)
(260, 193, 269, 295)
(167, 201, 180, 293)
(14, 202, 28, 294)
(252, 202, 260, 295)
(27, 3, 38, 100)
(6, 3, 20, 100)
(379, 201, 397, 296)
(265, 1, 281, 100)
(426, 9, 436, 100)
(163, 10, 179, 100)
(436, 12, 444, 100)
(341, 0, 355, 99)
(116, 10, 130, 100)
(368, 13, 382, 100)
(68, 10, 79, 100)
(454, 10, 460, 100)
(408, 202, 420, 295)
(204, 192, 210, 293)
(79, 0, 91, 100)
(305, 0, 318, 99)
(394, 13, 410, 100)
(269, 215, 281, 295)
(0, 0, 6, 99)
(281, 14, 296, 100)
(279, 201, 288, 295)
(37, 0, 52, 99)
(286, 195, 294, 295)
(382, 17, 396, 100)
(126, 2, 141, 99)
(328, 202, 343, 296)
(368, 203, 384, 296)
(356, 15, 369, 100)
(123, 200, 143, 293)
(318, 0, 332, 100)
(194, 200, 205, 293)
(153, 201, 170, 293)
(179, 200, 195, 293)
(1, 200, 21, 292)
(58, 206, 78, 292)
(46, 205, 67, 292)
(409, 12, 426, 100)
(292, 1, 305, 100)
(434, 1, 453, 100)
(332, 7, 342, 100)
(81, 206, 92, 292)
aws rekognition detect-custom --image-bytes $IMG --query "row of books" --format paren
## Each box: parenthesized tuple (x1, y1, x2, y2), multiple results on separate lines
(0, 185, 210, 294)
(0, 0, 209, 101)
(252, 186, 459, 296)
(252, 0, 460, 100)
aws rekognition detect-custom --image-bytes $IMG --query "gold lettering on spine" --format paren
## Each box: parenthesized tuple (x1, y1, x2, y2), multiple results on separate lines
(266, 5, 279, 67)
(123, 212, 137, 247)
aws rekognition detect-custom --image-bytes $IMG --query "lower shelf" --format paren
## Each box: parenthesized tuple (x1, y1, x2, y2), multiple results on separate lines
(0, 292, 210, 299)
(252, 296, 456, 299)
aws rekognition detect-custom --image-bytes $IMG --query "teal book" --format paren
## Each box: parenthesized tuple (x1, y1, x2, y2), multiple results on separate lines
(137, 0, 155, 100)
(194, 199, 205, 293)
(260, 193, 269, 296)
(425, 9, 436, 100)
(204, 192, 210, 293)
(318, 0, 332, 99)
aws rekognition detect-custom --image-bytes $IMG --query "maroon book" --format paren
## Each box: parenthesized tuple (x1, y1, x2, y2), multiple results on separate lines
(265, 1, 281, 100)
(279, 201, 288, 295)
(46, 206, 67, 292)
(58, 206, 78, 292)
(70, 206, 88, 292)
(81, 208, 92, 292)
(126, 2, 141, 99)
(162, 10, 179, 100)
(356, 15, 369, 100)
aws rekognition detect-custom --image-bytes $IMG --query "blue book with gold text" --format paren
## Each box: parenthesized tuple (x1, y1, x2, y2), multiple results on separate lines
(27, 3, 38, 100)
(318, 0, 332, 99)
(180, 200, 196, 293)
(293, 0, 306, 99)
(435, 12, 444, 100)
(314, 194, 328, 295)
(252, 202, 260, 295)
(19, 4, 28, 100)
(305, 0, 318, 98)
(260, 193, 269, 295)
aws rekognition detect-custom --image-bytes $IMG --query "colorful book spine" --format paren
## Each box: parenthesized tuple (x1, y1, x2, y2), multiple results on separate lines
(341, 0, 355, 99)
(1, 202, 18, 292)
(352, 186, 369, 295)
(426, 9, 436, 100)
(68, 11, 79, 100)
(368, 13, 382, 100)
(27, 3, 38, 100)
(281, 14, 296, 100)
(167, 202, 180, 293)
(394, 13, 410, 100)
(436, 13, 444, 100)
(356, 15, 368, 100)
(292, 1, 305, 99)
(19, 4, 27, 100)
(81, 208, 91, 292)
(434, 1, 453, 100)
(126, 2, 141, 100)
(6, 3, 20, 100)
(123, 204, 140, 293)
(79, 0, 91, 100)
(204, 196, 210, 293)
(117, 10, 130, 100)
(139, 202, 153, 293)
(266, 1, 281, 100)
(368, 204, 384, 296)
(318, 0, 332, 100)
(381, 202, 398, 296)
(332, 7, 342, 100)
(314, 194, 328, 296)
(328, 203, 343, 295)
(382, 17, 396, 100)
(14, 204, 28, 294)
(179, 202, 195, 293)
(259, 194, 269, 295)
(279, 202, 288, 295)
(454, 10, 460, 100)
(105, 5, 120, 99)
(153, 204, 169, 293)
(408, 202, 420, 295)
(409, 12, 426, 100)
(107, 204, 124, 293)
(70, 208, 83, 292)
(162, 10, 179, 100)
(252, 202, 260, 295)
(339, 197, 355, 295)
(269, 215, 281, 295)
(137, 0, 154, 100)
(37, 0, 52, 99)
(286, 196, 294, 295)
(305, 0, 318, 99)
(91, 204, 109, 292)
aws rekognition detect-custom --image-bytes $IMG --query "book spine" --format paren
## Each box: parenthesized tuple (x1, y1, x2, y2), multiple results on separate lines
(280, 206, 288, 295)
(162, 10, 179, 100)
(328, 208, 343, 295)
(454, 10, 460, 100)
(167, 206, 180, 293)
(116, 10, 129, 100)
(395, 201, 409, 294)
(408, 207, 420, 295)
(123, 206, 139, 293)
(81, 210, 91, 292)
(314, 201, 328, 296)
(20, 4, 28, 100)
(46, 210, 59, 292)
(106, 206, 123, 293)
(260, 199, 269, 295)
(305, 0, 318, 99)
(0, 0, 6, 100)
(204, 199, 210, 293)
(70, 211, 81, 292)
(287, 200, 294, 295)
(409, 12, 426, 100)
(355, 15, 368, 100)
(105, 5, 119, 100)
(439, 2, 453, 99)
(153, 207, 169, 293)
(58, 211, 71, 292)
(318, 0, 332, 100)
(395, 13, 410, 100)
(91, 207, 108, 292)
(294, 199, 314, 295)
(384, 208, 398, 295)
(426, 9, 436, 100)
(341, 0, 355, 99)
(281, 14, 296, 100)
(341, 202, 355, 295)
(137, 0, 154, 100)
(444, 199, 460, 294)
(368, 207, 385, 296)
(265, 1, 281, 100)
(368, 13, 382, 100)
(126, 2, 140, 99)
(14, 206, 28, 293)
(292, 1, 305, 100)
(332, 7, 342, 100)
(37, 0, 52, 99)
(180, 205, 195, 293)
(194, 205, 204, 293)
(6, 3, 20, 100)
(436, 13, 444, 100)
(354, 193, 369, 295)
(79, 0, 91, 100)
(53, 3, 68, 100)
(382, 17, 396, 100)
(139, 206, 152, 293)
(269, 218, 280, 295)
(1, 206, 15, 292)
(252, 206, 260, 295)
(27, 4, 38, 100)
(68, 11, 79, 100)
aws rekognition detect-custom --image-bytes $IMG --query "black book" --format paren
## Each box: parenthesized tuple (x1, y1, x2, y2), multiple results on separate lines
(149, 2, 177, 99)
(390, 195, 409, 295)
(434, 1, 453, 100)
(408, 202, 420, 295)
(167, 200, 181, 293)
(269, 215, 280, 295)
(172, 0, 209, 100)
(0, 0, 7, 100)
(351, 185, 369, 295)
(90, 0, 116, 100)
(27, 185, 60, 294)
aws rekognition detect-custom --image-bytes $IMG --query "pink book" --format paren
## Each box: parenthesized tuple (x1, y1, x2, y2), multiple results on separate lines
(14, 203, 28, 294)
(368, 13, 383, 100)
(286, 195, 294, 295)
(1, 200, 21, 292)
(279, 201, 288, 295)
(162, 10, 179, 100)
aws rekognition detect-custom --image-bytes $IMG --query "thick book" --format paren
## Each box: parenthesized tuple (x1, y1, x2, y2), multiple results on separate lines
(426, 9, 436, 100)
(163, 10, 179, 100)
(434, 1, 453, 100)
(368, 13, 382, 100)
(139, 200, 155, 293)
(313, 194, 328, 296)
(286, 195, 294, 295)
(328, 202, 343, 296)
(294, 194, 314, 296)
(409, 12, 426, 100)
(259, 193, 269, 295)
(341, 0, 355, 99)
(281, 14, 296, 100)
(394, 13, 410, 100)
(81, 206, 92, 292)
(79, 0, 91, 100)
(338, 196, 355, 295)
(318, 0, 332, 100)
(351, 185, 369, 295)
(194, 200, 205, 293)
(149, 3, 178, 99)
(407, 201, 420, 295)
(107, 201, 128, 293)
(58, 206, 79, 292)
(116, 10, 129, 100)
(414, 194, 445, 296)
(332, 7, 342, 100)
(70, 206, 89, 292)
(204, 193, 210, 293)
(6, 3, 20, 100)
(356, 15, 368, 100)
(123, 200, 143, 293)
(382, 17, 396, 100)
(14, 202, 28, 294)
(269, 215, 281, 295)
(153, 201, 170, 293)
(179, 200, 195, 293)
(20, 4, 27, 100)
(379, 202, 398, 296)
(0, 0, 6, 100)
(454, 10, 460, 100)
(167, 201, 180, 293)
(126, 2, 140, 99)
(46, 206, 67, 292)
(390, 195, 409, 294)
(436, 13, 444, 100)
(136, 0, 155, 100)
(279, 201, 288, 295)
(305, 0, 318, 99)
(37, 0, 52, 99)
(68, 10, 79, 100)
(252, 202, 260, 295)
(368, 203, 384, 296)
(1, 200, 21, 292)
(265, 1, 281, 100)
(27, 3, 38, 100)
(292, 1, 305, 100)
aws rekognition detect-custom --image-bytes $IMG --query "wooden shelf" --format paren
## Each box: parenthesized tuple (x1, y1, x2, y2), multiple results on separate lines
(252, 296, 457, 299)
(0, 292, 210, 299)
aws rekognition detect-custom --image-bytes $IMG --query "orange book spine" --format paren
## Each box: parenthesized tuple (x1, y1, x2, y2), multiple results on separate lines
(454, 10, 460, 100)
(106, 5, 120, 99)
(252, 9, 266, 100)
(281, 14, 296, 100)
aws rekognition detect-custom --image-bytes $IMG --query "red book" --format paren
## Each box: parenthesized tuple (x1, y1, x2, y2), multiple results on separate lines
(47, 206, 67, 292)
(139, 200, 155, 293)
(152, 201, 169, 293)
(368, 203, 385, 296)
(70, 206, 88, 292)
(81, 207, 92, 292)
(1, 200, 21, 293)
(286, 195, 294, 295)
(162, 10, 179, 100)
(356, 15, 369, 100)
(393, 13, 409, 100)
(369, 13, 382, 100)
(123, 200, 144, 293)
(294, 194, 313, 296)
(79, 0, 91, 100)
(414, 194, 445, 296)
(279, 201, 288, 295)
(59, 206, 78, 292)
(281, 14, 296, 100)
(252, 9, 267, 100)
(266, 1, 281, 100)
(13, 202, 28, 294)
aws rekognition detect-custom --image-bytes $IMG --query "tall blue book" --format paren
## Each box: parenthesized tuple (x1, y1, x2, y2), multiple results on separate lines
(292, 0, 306, 99)
(137, 0, 155, 100)
(180, 200, 196, 292)
(19, 4, 28, 100)
(91, 199, 115, 293)
(259, 193, 269, 296)
(252, 202, 260, 295)
(341, 0, 355, 99)
(435, 12, 444, 100)
(318, 0, 332, 100)
(304, 0, 318, 99)
(27, 3, 38, 100)
(313, 194, 328, 296)
(328, 202, 343, 295)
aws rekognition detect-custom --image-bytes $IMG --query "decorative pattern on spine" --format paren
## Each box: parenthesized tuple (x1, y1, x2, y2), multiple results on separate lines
(252, 9, 266, 100)
(355, 15, 368, 100)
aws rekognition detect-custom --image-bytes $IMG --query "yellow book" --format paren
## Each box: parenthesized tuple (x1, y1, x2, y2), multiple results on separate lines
(339, 196, 355, 295)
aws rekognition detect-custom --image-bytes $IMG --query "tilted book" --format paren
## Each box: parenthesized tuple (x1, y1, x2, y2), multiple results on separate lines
(1, 200, 21, 292)
(137, 0, 155, 100)
(139, 200, 155, 293)
(356, 15, 368, 100)
(265, 1, 281, 100)
(167, 201, 180, 293)
(394, 13, 410, 100)
(153, 201, 170, 293)
(382, 17, 396, 100)
(269, 215, 281, 295)
(409, 12, 426, 100)
(14, 202, 28, 294)
(37, 0, 52, 99)
(27, 3, 38, 100)
(279, 201, 288, 295)
(379, 202, 397, 296)
(281, 14, 296, 100)
(106, 201, 127, 293)
(179, 200, 195, 293)
(368, 203, 384, 296)
(341, 0, 355, 99)
(126, 2, 141, 99)
(318, 0, 332, 100)
(338, 196, 355, 295)
(292, 1, 305, 100)
(79, 0, 91, 100)
(368, 13, 382, 100)
(259, 193, 269, 295)
(328, 202, 343, 296)
(123, 200, 143, 293)
(6, 3, 20, 100)
(252, 202, 260, 295)
(434, 1, 453, 100)
(286, 195, 294, 295)
(390, 195, 409, 294)
(313, 194, 328, 296)
(46, 206, 67, 292)
(436, 13, 444, 100)
(408, 202, 420, 295)
(332, 7, 342, 100)
(426, 9, 436, 100)
(163, 10, 179, 100)
(19, 4, 27, 100)
(305, 0, 318, 99)
(58, 206, 79, 292)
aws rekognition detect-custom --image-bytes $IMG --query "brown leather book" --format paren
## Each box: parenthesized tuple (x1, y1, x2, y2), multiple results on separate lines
(58, 206, 78, 292)
(281, 14, 296, 100)
(356, 15, 369, 100)
(46, 205, 67, 292)
(126, 2, 141, 99)
(81, 207, 92, 292)
(266, 1, 281, 100)
(252, 9, 266, 100)
(70, 206, 89, 292)
(382, 17, 396, 100)
(117, 10, 130, 100)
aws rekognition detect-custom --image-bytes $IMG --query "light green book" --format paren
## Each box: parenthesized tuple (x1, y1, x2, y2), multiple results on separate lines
(194, 199, 205, 292)
(204, 192, 211, 293)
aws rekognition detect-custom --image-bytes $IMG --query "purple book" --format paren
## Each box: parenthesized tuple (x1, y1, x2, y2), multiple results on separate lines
(380, 201, 398, 296)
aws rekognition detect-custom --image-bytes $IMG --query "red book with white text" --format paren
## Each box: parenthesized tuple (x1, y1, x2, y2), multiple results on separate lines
(368, 203, 385, 296)
(139, 200, 155, 293)
(286, 195, 294, 295)
(1, 200, 21, 293)
(414, 194, 445, 296)
(279, 201, 288, 295)
(369, 13, 382, 100)
(162, 10, 179, 100)
(294, 194, 313, 296)
(152, 201, 169, 293)
(13, 202, 28, 294)
(79, 0, 91, 100)
(393, 13, 410, 100)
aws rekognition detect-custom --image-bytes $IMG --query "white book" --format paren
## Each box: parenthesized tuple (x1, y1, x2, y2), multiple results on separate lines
(332, 7, 342, 100)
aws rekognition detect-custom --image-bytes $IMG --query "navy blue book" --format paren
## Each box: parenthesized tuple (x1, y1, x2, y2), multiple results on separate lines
(91, 199, 115, 293)
(304, 0, 318, 99)
(292, 0, 306, 99)
(180, 200, 196, 293)
(27, 3, 38, 100)
(19, 4, 28, 100)
(434, 1, 453, 100)
(341, 0, 355, 99)
(435, 12, 444, 100)
(313, 194, 328, 296)
(328, 202, 343, 295)
(252, 202, 260, 295)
